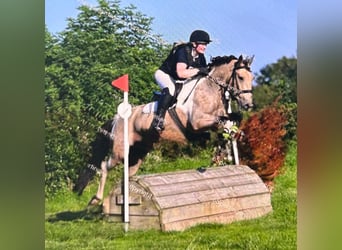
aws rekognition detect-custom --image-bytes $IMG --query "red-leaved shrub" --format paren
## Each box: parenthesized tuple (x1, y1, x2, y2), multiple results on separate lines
(239, 104, 288, 191)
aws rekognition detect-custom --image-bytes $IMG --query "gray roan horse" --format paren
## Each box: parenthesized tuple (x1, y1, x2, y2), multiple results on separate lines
(73, 55, 254, 205)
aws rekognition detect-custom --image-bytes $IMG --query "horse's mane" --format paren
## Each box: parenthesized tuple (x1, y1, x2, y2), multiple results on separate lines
(208, 55, 237, 68)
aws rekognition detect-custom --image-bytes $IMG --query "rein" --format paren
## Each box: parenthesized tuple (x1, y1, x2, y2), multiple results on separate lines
(182, 76, 202, 105)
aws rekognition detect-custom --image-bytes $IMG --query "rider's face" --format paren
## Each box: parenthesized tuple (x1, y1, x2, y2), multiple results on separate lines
(194, 42, 208, 54)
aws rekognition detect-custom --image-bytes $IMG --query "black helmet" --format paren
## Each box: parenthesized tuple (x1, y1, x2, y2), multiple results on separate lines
(189, 30, 211, 43)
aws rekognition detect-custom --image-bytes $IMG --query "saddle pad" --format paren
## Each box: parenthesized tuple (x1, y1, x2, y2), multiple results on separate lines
(142, 101, 157, 114)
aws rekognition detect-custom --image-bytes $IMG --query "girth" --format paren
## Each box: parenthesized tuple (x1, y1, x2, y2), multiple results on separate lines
(167, 108, 210, 142)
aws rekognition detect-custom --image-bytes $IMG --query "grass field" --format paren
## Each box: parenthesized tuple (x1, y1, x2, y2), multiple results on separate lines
(45, 142, 297, 249)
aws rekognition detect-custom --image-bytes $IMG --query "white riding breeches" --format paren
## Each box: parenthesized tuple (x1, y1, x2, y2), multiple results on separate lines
(154, 69, 176, 96)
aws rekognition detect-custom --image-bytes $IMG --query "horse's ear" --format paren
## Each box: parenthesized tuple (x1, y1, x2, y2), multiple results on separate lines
(246, 55, 254, 66)
(238, 55, 243, 63)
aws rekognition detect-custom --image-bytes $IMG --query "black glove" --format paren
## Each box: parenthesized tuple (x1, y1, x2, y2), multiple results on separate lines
(198, 67, 209, 76)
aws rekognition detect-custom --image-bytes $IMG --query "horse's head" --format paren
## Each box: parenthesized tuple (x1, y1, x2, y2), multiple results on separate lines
(229, 55, 254, 110)
(208, 55, 254, 111)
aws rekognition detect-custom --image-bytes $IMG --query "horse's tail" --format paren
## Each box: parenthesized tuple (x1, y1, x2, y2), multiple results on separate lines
(73, 119, 114, 195)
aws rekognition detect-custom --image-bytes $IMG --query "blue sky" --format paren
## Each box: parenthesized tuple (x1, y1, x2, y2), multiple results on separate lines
(45, 0, 297, 75)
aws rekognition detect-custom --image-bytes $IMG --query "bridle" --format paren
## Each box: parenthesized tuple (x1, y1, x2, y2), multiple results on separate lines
(206, 60, 254, 115)
(182, 57, 253, 108)
(207, 62, 253, 100)
(228, 63, 253, 96)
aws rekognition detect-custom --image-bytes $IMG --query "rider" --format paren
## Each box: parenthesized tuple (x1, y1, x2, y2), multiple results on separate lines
(152, 30, 212, 132)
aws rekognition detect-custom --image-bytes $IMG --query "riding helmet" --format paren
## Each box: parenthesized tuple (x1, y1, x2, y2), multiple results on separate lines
(189, 30, 212, 43)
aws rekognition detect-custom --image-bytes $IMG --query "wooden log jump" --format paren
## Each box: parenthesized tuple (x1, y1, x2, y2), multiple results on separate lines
(103, 165, 272, 231)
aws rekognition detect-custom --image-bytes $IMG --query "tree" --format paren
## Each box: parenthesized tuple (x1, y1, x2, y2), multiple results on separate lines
(253, 56, 297, 108)
(45, 0, 168, 196)
(252, 56, 297, 141)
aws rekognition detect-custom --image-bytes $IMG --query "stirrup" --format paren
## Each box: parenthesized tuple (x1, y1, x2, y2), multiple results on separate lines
(153, 117, 165, 132)
(155, 125, 164, 132)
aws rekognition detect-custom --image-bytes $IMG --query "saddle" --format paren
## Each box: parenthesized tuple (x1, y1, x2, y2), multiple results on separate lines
(145, 77, 211, 142)
(151, 81, 184, 104)
(144, 76, 203, 114)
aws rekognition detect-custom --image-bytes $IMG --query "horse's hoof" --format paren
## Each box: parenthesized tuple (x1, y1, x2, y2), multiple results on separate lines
(87, 195, 102, 206)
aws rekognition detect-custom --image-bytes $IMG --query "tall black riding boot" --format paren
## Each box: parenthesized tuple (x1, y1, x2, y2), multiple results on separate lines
(152, 88, 173, 132)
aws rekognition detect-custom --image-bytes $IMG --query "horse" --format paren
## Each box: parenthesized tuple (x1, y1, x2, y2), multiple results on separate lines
(73, 55, 254, 205)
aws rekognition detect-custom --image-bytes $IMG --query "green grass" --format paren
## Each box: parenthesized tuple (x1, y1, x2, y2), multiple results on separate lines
(45, 142, 297, 250)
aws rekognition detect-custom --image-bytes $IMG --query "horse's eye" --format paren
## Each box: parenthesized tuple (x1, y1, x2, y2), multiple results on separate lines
(238, 76, 244, 81)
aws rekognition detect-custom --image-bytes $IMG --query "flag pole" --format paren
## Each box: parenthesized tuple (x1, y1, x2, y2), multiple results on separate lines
(112, 74, 131, 232)
(123, 91, 129, 232)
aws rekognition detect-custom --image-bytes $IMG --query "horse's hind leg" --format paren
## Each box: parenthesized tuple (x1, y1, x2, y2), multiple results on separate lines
(89, 128, 153, 205)
(129, 158, 143, 176)
(127, 140, 153, 176)
(88, 156, 120, 206)
(88, 157, 141, 205)
(73, 119, 114, 196)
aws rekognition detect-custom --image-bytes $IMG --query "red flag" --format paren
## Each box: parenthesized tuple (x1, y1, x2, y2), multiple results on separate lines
(111, 74, 129, 92)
